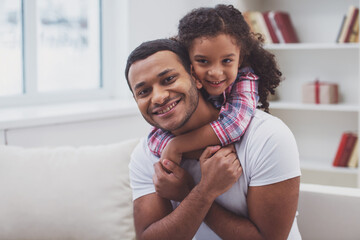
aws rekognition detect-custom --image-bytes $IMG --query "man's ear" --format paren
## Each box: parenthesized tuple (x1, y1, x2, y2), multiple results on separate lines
(190, 65, 203, 89)
(195, 79, 203, 89)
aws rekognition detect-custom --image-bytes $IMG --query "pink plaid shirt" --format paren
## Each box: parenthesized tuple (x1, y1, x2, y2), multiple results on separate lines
(147, 67, 259, 157)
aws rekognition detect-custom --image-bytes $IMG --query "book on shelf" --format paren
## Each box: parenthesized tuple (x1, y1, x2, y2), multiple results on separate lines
(263, 11, 280, 43)
(339, 133, 357, 167)
(243, 11, 273, 43)
(245, 11, 299, 44)
(270, 11, 299, 43)
(347, 138, 359, 168)
(337, 6, 359, 43)
(348, 12, 359, 42)
(336, 15, 347, 43)
(333, 132, 358, 167)
(333, 133, 349, 167)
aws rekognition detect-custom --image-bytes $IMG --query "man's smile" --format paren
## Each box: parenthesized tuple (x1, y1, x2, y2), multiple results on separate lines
(152, 98, 181, 116)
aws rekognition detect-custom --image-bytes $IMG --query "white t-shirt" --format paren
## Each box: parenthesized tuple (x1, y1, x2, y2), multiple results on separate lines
(129, 110, 302, 239)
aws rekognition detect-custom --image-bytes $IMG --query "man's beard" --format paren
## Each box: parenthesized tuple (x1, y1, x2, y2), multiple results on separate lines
(144, 78, 199, 133)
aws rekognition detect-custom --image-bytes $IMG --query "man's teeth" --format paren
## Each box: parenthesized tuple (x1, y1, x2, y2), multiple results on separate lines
(158, 102, 177, 114)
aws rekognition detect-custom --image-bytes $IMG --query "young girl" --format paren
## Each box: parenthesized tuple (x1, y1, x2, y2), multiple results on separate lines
(148, 4, 282, 164)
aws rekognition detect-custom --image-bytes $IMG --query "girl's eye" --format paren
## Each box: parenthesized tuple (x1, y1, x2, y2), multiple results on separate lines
(223, 59, 232, 63)
(196, 59, 208, 64)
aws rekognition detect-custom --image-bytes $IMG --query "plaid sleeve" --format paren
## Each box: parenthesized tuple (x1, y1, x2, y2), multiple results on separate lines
(147, 127, 174, 157)
(210, 72, 259, 146)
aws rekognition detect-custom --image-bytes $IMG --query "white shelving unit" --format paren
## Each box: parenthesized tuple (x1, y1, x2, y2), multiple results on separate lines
(238, 0, 360, 188)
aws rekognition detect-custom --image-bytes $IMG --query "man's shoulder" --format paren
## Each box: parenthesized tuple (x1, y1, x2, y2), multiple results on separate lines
(130, 137, 158, 166)
(129, 137, 158, 201)
(250, 109, 286, 131)
(244, 109, 295, 146)
(238, 110, 301, 186)
(131, 137, 147, 156)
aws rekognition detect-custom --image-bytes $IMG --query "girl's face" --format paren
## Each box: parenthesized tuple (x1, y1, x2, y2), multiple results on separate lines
(189, 34, 241, 96)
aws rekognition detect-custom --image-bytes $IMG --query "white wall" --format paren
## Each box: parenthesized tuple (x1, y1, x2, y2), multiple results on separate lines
(0, 130, 5, 145)
(127, 0, 238, 51)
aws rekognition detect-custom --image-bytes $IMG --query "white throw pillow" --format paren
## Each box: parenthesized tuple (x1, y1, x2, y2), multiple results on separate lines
(0, 139, 139, 240)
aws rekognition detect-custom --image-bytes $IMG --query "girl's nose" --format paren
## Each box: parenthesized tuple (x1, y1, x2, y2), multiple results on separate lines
(208, 67, 224, 79)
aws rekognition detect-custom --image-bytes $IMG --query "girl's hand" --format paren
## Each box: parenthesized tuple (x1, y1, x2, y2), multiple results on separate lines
(198, 145, 242, 200)
(153, 159, 195, 202)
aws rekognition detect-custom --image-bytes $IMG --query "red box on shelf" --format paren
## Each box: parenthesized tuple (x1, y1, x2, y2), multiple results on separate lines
(302, 80, 339, 104)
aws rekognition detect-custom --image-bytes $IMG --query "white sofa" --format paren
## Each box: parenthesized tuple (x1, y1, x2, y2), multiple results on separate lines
(1, 139, 360, 240)
(297, 183, 360, 240)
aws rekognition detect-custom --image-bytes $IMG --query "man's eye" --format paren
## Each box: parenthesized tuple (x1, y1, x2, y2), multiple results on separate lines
(137, 89, 149, 97)
(164, 75, 176, 84)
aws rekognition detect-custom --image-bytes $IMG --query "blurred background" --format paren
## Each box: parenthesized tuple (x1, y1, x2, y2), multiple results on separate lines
(0, 0, 359, 189)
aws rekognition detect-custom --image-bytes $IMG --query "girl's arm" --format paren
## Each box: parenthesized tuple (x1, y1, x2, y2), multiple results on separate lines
(161, 71, 259, 165)
(148, 127, 174, 158)
(161, 124, 221, 164)
(211, 70, 259, 146)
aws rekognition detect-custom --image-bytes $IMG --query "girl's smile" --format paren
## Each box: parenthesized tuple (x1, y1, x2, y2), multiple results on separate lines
(189, 34, 241, 96)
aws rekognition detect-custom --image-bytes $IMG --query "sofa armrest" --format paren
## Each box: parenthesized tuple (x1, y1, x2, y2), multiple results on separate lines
(298, 183, 360, 240)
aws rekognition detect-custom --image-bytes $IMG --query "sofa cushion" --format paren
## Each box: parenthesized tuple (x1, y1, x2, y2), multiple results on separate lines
(0, 139, 139, 240)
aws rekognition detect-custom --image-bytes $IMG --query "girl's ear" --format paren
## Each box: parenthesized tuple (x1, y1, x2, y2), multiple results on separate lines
(191, 65, 203, 89)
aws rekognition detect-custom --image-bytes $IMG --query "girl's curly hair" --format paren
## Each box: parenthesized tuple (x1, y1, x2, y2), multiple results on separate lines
(177, 4, 282, 112)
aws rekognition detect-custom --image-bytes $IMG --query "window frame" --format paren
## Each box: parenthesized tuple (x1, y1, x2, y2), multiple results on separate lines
(0, 0, 130, 108)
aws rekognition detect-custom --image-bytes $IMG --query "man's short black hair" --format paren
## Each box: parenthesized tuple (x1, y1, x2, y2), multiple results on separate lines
(125, 38, 191, 92)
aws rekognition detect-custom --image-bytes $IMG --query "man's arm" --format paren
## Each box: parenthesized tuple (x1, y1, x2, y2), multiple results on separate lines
(133, 184, 213, 240)
(133, 146, 242, 240)
(204, 177, 300, 240)
(155, 158, 300, 240)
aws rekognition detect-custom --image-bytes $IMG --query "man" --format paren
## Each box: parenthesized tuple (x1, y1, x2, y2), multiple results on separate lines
(126, 39, 301, 240)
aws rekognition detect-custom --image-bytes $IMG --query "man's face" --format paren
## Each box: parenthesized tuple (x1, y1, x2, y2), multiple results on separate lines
(128, 50, 199, 132)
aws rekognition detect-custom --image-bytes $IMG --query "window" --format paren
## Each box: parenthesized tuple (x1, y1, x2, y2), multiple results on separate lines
(0, 0, 128, 107)
(0, 0, 22, 96)
(37, 0, 101, 92)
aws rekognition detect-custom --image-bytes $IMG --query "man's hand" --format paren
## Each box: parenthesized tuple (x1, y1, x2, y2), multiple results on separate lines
(198, 145, 242, 200)
(153, 159, 195, 202)
(160, 140, 182, 166)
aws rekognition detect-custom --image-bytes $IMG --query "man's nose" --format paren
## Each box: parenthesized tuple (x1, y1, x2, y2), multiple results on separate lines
(151, 86, 169, 105)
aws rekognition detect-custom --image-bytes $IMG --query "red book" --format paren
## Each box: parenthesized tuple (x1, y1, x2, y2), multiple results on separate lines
(333, 133, 351, 166)
(273, 11, 299, 43)
(338, 134, 358, 167)
(344, 7, 359, 42)
(263, 11, 280, 43)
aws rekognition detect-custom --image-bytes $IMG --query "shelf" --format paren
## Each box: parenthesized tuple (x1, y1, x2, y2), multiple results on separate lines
(239, 0, 360, 188)
(269, 102, 359, 112)
(301, 159, 358, 175)
(264, 43, 359, 50)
